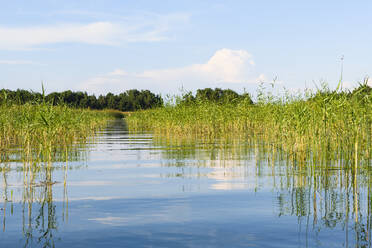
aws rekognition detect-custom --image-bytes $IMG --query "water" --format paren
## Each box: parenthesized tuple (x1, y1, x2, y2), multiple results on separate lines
(1, 119, 371, 247)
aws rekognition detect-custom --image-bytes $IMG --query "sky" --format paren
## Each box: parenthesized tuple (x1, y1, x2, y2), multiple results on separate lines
(0, 0, 371, 96)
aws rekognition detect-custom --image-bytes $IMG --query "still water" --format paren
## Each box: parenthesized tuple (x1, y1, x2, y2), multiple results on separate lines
(1, 119, 371, 247)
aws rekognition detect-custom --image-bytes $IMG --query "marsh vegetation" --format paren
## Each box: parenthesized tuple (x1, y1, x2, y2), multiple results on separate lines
(127, 83, 372, 167)
(0, 101, 114, 164)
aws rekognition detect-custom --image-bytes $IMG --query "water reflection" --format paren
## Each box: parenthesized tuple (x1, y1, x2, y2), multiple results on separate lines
(0, 137, 90, 247)
(0, 119, 371, 247)
(154, 135, 372, 247)
(1, 159, 72, 247)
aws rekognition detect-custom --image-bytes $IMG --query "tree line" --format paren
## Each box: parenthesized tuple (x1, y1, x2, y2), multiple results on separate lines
(180, 88, 254, 105)
(0, 87, 255, 110)
(1, 84, 369, 111)
(0, 89, 163, 111)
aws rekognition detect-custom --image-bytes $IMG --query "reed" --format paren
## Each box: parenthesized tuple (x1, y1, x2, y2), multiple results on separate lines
(127, 83, 372, 166)
(0, 103, 113, 163)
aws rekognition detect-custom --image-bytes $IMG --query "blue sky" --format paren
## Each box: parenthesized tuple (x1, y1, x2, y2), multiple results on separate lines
(0, 0, 371, 96)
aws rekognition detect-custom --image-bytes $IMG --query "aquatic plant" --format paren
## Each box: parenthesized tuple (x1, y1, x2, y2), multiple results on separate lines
(127, 83, 372, 166)
(0, 103, 113, 163)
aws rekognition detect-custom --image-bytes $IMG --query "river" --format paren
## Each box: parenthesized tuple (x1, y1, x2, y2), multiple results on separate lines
(0, 119, 371, 247)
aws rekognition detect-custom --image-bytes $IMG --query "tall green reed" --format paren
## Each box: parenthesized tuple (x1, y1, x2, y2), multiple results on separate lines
(0, 102, 113, 163)
(127, 84, 372, 166)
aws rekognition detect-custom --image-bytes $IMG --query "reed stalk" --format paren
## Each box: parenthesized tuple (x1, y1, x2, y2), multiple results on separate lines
(127, 85, 372, 166)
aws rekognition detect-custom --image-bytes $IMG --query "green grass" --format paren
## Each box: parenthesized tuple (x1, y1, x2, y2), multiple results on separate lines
(127, 85, 372, 167)
(0, 103, 114, 163)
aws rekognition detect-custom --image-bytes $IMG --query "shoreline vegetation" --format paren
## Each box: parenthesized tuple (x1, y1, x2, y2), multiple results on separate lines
(1, 82, 371, 166)
(127, 82, 372, 167)
(0, 103, 117, 164)
(0, 87, 161, 163)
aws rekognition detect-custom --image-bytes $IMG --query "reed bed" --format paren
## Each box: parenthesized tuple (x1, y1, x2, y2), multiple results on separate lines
(0, 103, 113, 163)
(127, 86, 372, 167)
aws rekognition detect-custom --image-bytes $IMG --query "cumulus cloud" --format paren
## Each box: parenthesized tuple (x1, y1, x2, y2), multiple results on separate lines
(78, 49, 266, 94)
(140, 49, 259, 83)
(0, 13, 188, 50)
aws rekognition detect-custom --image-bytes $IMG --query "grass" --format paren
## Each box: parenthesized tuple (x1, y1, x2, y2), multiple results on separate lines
(0, 102, 115, 163)
(126, 84, 372, 167)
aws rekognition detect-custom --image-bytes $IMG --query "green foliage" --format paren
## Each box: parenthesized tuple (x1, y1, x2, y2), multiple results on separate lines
(179, 88, 253, 105)
(0, 88, 163, 111)
(127, 84, 372, 166)
(0, 103, 112, 163)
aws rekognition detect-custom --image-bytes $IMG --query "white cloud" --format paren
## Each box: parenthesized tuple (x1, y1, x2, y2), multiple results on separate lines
(0, 22, 117, 50)
(0, 13, 188, 50)
(78, 49, 266, 94)
(140, 49, 258, 83)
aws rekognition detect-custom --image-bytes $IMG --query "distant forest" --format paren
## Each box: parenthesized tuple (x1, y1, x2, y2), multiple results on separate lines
(0, 88, 255, 111)
(0, 89, 163, 111)
(182, 88, 254, 105)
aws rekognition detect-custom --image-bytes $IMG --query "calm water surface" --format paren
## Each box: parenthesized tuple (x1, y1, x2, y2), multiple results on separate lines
(1, 119, 371, 247)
